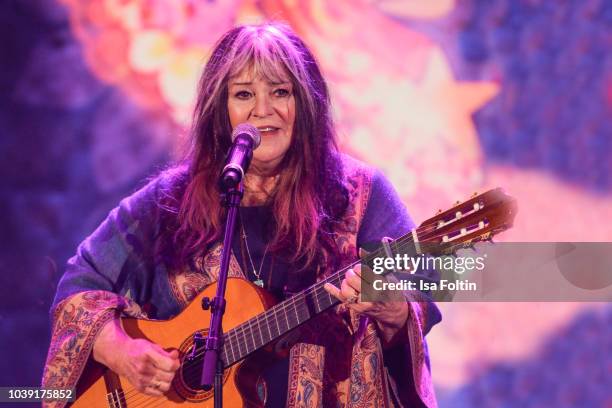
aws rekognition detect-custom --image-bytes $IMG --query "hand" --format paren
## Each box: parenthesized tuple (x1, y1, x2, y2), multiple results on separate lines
(93, 318, 180, 396)
(323, 265, 409, 344)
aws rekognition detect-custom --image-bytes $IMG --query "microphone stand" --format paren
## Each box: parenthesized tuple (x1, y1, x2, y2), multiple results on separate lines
(200, 182, 243, 408)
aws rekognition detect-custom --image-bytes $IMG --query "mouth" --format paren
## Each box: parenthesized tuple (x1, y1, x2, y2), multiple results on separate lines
(257, 126, 280, 134)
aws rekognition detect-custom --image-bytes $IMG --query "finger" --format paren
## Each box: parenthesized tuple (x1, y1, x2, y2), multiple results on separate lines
(151, 378, 172, 393)
(345, 269, 361, 292)
(323, 282, 343, 301)
(143, 385, 164, 397)
(153, 369, 175, 384)
(166, 349, 181, 371)
(131, 358, 156, 378)
(340, 278, 359, 301)
(148, 347, 180, 372)
(358, 248, 371, 258)
(345, 267, 360, 280)
(357, 262, 374, 277)
(347, 301, 375, 313)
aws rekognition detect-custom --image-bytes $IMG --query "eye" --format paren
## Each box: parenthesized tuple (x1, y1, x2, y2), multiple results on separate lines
(274, 88, 291, 97)
(234, 90, 252, 99)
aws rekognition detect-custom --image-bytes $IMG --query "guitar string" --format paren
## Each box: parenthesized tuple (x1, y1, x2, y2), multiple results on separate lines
(150, 221, 453, 403)
(116, 223, 449, 408)
(110, 210, 497, 406)
(116, 274, 347, 408)
(118, 220, 458, 407)
(126, 205, 509, 407)
(191, 215, 470, 366)
(115, 230, 411, 407)
(117, 281, 341, 408)
(121, 269, 345, 407)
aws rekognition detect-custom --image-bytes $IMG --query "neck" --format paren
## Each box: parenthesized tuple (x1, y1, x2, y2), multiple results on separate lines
(242, 173, 279, 206)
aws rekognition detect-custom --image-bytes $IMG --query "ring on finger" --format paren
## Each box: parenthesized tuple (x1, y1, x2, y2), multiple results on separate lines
(345, 293, 359, 304)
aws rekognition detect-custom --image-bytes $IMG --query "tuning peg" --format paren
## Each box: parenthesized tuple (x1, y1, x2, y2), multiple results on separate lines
(480, 233, 494, 243)
(472, 192, 479, 198)
(455, 201, 461, 206)
(436, 209, 443, 214)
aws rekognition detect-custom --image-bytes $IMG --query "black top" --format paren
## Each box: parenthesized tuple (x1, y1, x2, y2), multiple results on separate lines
(231, 205, 290, 407)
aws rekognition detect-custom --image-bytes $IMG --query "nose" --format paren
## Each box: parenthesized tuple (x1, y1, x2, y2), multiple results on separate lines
(252, 94, 273, 118)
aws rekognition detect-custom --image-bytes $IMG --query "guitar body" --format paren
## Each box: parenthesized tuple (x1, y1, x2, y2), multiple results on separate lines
(71, 278, 277, 408)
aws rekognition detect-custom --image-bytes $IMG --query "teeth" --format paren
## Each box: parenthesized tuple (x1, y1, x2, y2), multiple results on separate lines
(258, 127, 277, 132)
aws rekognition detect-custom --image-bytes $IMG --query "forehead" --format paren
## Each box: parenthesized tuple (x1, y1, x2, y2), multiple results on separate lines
(229, 61, 291, 84)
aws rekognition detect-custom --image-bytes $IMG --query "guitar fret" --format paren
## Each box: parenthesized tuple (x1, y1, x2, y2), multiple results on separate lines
(300, 295, 311, 321)
(106, 392, 116, 408)
(220, 347, 227, 366)
(223, 333, 234, 365)
(283, 306, 290, 332)
(285, 304, 293, 329)
(273, 307, 281, 336)
(299, 297, 306, 317)
(227, 332, 236, 364)
(316, 286, 330, 311)
(326, 284, 335, 305)
(253, 315, 264, 348)
(114, 390, 123, 408)
(265, 313, 272, 341)
(235, 324, 244, 358)
(295, 299, 303, 322)
(262, 314, 270, 344)
(293, 299, 300, 324)
(247, 319, 255, 353)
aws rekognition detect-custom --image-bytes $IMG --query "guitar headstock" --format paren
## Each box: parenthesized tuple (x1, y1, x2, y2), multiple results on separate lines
(416, 188, 517, 256)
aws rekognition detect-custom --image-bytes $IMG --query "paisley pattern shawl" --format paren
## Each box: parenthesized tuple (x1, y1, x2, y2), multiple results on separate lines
(168, 243, 246, 307)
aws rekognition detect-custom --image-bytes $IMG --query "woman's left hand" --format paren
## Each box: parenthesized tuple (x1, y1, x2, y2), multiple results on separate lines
(323, 265, 409, 344)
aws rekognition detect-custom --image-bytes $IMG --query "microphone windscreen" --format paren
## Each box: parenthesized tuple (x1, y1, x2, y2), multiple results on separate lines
(231, 123, 261, 148)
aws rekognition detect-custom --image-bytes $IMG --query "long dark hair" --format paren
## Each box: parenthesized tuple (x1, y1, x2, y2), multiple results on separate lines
(164, 22, 348, 279)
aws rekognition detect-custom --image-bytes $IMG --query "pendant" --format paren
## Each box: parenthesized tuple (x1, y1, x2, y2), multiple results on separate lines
(254, 279, 264, 288)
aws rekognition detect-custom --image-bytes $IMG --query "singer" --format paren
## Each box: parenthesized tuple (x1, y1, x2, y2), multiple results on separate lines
(42, 22, 440, 408)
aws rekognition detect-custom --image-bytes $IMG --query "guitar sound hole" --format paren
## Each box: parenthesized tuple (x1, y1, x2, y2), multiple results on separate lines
(173, 330, 231, 402)
(181, 359, 207, 391)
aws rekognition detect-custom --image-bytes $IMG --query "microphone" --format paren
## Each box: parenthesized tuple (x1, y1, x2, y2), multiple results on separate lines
(219, 123, 261, 191)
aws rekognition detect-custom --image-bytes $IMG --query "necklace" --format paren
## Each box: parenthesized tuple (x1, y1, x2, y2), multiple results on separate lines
(241, 223, 269, 288)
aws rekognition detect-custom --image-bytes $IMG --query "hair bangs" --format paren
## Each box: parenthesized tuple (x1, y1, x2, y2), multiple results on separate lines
(228, 26, 300, 85)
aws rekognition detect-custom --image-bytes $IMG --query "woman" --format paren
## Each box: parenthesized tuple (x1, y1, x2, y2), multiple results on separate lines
(43, 22, 440, 407)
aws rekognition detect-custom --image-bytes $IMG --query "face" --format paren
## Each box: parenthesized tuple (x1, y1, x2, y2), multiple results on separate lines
(227, 67, 295, 174)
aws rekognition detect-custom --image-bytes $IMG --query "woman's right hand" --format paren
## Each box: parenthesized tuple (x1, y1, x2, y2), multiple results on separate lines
(92, 318, 181, 396)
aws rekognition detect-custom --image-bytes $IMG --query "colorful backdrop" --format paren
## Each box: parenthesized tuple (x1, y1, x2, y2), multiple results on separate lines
(1, 0, 610, 406)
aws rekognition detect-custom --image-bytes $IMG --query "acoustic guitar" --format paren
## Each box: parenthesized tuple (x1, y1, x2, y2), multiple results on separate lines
(70, 188, 517, 407)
